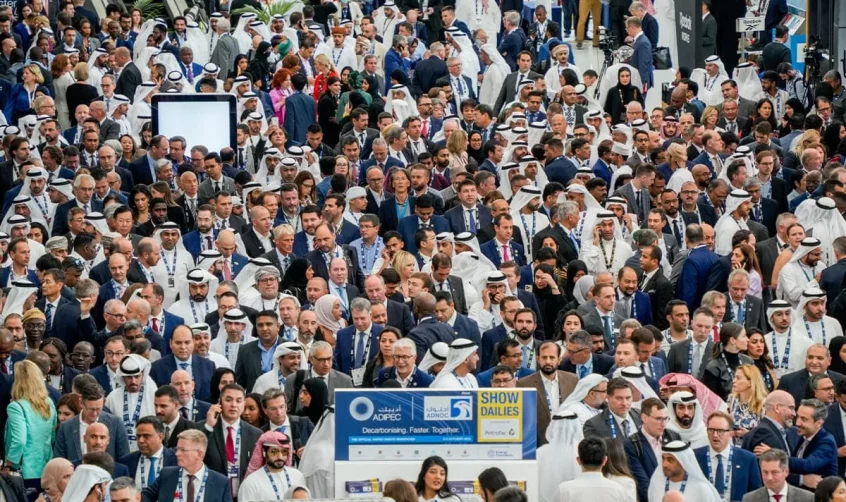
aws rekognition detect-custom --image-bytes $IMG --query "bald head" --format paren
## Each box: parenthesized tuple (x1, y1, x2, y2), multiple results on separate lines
(0, 328, 14, 350)
(413, 292, 436, 316)
(764, 390, 794, 408)
(84, 422, 110, 452)
(216, 229, 236, 247)
(662, 491, 685, 502)
(127, 298, 151, 317)
(25, 351, 50, 374)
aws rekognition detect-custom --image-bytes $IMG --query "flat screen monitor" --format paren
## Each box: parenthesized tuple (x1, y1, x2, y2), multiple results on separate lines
(152, 94, 236, 153)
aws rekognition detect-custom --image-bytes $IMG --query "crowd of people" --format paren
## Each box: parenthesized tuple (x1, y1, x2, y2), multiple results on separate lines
(0, 0, 839, 501)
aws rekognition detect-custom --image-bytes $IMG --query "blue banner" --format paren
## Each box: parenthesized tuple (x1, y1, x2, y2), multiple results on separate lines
(335, 389, 538, 462)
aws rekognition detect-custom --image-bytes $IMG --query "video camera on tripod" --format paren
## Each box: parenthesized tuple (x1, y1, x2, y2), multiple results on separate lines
(597, 26, 617, 57)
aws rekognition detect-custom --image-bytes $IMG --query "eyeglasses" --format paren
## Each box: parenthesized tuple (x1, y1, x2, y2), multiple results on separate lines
(649, 416, 671, 423)
(394, 354, 414, 360)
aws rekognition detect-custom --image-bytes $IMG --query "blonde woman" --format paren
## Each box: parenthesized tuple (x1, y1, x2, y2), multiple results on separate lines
(50, 54, 74, 129)
(392, 250, 418, 300)
(665, 142, 694, 192)
(66, 62, 98, 127)
(6, 64, 44, 123)
(5, 360, 57, 482)
(447, 128, 469, 175)
(312, 54, 338, 102)
(726, 364, 767, 445)
(783, 129, 821, 170)
(701, 106, 722, 132)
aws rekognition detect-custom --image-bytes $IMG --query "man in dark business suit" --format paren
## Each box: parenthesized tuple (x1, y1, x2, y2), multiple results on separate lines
(777, 345, 846, 408)
(119, 416, 178, 488)
(666, 308, 715, 379)
(741, 389, 800, 455)
(639, 245, 674, 331)
(821, 238, 846, 305)
(756, 213, 796, 288)
(154, 385, 200, 450)
(53, 384, 131, 463)
(411, 43, 448, 97)
(785, 398, 838, 487)
(235, 311, 284, 392)
(128, 135, 169, 187)
(444, 180, 493, 234)
(114, 48, 142, 102)
(626, 398, 681, 502)
(149, 326, 216, 402)
(543, 138, 578, 185)
(723, 269, 768, 334)
(823, 381, 846, 477)
(493, 51, 541, 114)
(630, 2, 658, 47)
(430, 254, 468, 315)
(559, 330, 615, 377)
(197, 383, 261, 495)
(760, 25, 791, 72)
(306, 224, 365, 291)
(694, 412, 763, 501)
(583, 377, 643, 439)
(406, 293, 456, 363)
(333, 299, 383, 378)
(627, 17, 653, 90)
(497, 11, 526, 72)
(141, 429, 233, 502)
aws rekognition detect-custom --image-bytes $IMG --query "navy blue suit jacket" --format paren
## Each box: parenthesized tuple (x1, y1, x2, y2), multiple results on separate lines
(377, 366, 434, 388)
(592, 159, 613, 185)
(544, 156, 579, 185)
(691, 150, 725, 178)
(625, 430, 681, 502)
(128, 155, 155, 187)
(52, 199, 104, 236)
(398, 215, 449, 254)
(0, 267, 40, 289)
(358, 156, 404, 183)
(677, 245, 720, 311)
(119, 448, 178, 482)
(497, 29, 526, 70)
(333, 219, 361, 245)
(631, 33, 653, 88)
(741, 416, 800, 455)
(182, 230, 210, 260)
(480, 324, 507, 372)
(444, 203, 492, 234)
(480, 239, 526, 268)
(787, 428, 839, 483)
(89, 364, 113, 394)
(142, 466, 233, 502)
(694, 446, 762, 500)
(149, 355, 215, 402)
(293, 231, 311, 256)
(823, 402, 846, 477)
(72, 459, 129, 478)
(407, 317, 456, 364)
(515, 289, 545, 340)
(333, 324, 383, 376)
(631, 290, 653, 326)
(559, 352, 615, 376)
(159, 311, 186, 346)
(451, 314, 481, 347)
(642, 13, 659, 47)
(378, 193, 417, 234)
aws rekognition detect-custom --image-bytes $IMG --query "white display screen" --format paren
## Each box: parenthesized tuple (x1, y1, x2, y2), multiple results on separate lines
(153, 95, 235, 153)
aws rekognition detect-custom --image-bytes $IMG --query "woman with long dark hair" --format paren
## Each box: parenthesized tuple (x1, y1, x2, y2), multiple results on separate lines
(822, 121, 846, 158)
(602, 438, 636, 494)
(129, 185, 152, 226)
(744, 328, 777, 391)
(533, 264, 565, 340)
(702, 322, 753, 400)
(553, 310, 585, 350)
(814, 476, 846, 502)
(242, 393, 267, 429)
(362, 327, 400, 388)
(210, 368, 236, 403)
(467, 130, 485, 165)
(317, 75, 343, 147)
(415, 456, 460, 502)
(603, 68, 643, 125)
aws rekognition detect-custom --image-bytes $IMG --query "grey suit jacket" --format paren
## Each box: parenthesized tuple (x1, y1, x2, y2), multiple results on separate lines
(725, 294, 768, 334)
(210, 34, 240, 80)
(99, 118, 120, 142)
(742, 486, 814, 502)
(53, 412, 131, 463)
(614, 183, 651, 224)
(756, 236, 782, 287)
(660, 234, 679, 266)
(284, 369, 354, 412)
(669, 248, 690, 288)
(667, 338, 714, 379)
(494, 71, 542, 114)
(198, 176, 235, 204)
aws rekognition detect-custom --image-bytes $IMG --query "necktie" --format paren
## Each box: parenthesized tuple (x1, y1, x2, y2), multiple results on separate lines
(754, 204, 762, 222)
(422, 119, 429, 138)
(603, 316, 612, 342)
(773, 496, 782, 502)
(797, 438, 809, 457)
(503, 243, 510, 262)
(84, 203, 90, 214)
(354, 333, 366, 368)
(736, 302, 745, 324)
(238, 148, 244, 169)
(468, 209, 477, 232)
(214, 182, 220, 193)
(358, 132, 365, 147)
(180, 406, 188, 419)
(187, 474, 196, 502)
(622, 419, 631, 436)
(337, 287, 348, 317)
(714, 453, 726, 495)
(569, 231, 579, 253)
(635, 190, 641, 212)
(205, 236, 213, 250)
(187, 66, 193, 81)
(641, 362, 649, 376)
(179, 362, 189, 371)
(45, 303, 53, 328)
(223, 260, 232, 281)
(148, 457, 157, 487)
(692, 344, 702, 376)
(578, 365, 587, 379)
(520, 345, 529, 367)
(105, 98, 111, 112)
(226, 426, 236, 463)
(164, 425, 170, 444)
(673, 220, 683, 245)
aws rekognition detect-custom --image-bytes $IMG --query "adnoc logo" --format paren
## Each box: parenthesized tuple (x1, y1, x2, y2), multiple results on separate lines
(424, 397, 473, 420)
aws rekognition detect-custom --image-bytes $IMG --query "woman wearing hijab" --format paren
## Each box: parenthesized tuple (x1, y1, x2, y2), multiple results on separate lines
(248, 41, 274, 91)
(363, 74, 385, 127)
(318, 76, 343, 147)
(603, 67, 643, 125)
(466, 131, 485, 165)
(313, 294, 345, 346)
(533, 264, 566, 338)
(281, 258, 313, 306)
(779, 97, 806, 138)
(336, 71, 370, 123)
(298, 377, 329, 429)
(563, 260, 589, 306)
(829, 336, 846, 375)
(36, 458, 73, 502)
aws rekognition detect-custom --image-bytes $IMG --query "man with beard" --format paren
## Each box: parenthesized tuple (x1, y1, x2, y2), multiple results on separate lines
(306, 223, 364, 289)
(777, 344, 846, 408)
(153, 223, 194, 296)
(277, 185, 301, 232)
(679, 181, 718, 227)
(581, 212, 633, 275)
(778, 238, 824, 307)
(517, 340, 578, 445)
(183, 206, 217, 260)
(321, 195, 359, 246)
(237, 430, 306, 501)
(136, 198, 169, 237)
(292, 206, 323, 256)
(105, 354, 157, 451)
(775, 398, 838, 486)
(665, 391, 709, 449)
(741, 390, 799, 454)
(764, 300, 813, 376)
(169, 269, 218, 325)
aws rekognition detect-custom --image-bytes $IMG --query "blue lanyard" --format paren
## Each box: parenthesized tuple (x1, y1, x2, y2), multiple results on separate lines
(161, 249, 177, 278)
(189, 299, 210, 323)
(705, 447, 733, 494)
(617, 291, 637, 319)
(224, 337, 244, 364)
(122, 385, 145, 430)
(519, 211, 536, 256)
(606, 413, 622, 438)
(734, 300, 746, 324)
(32, 194, 50, 222)
(278, 370, 288, 388)
(264, 466, 291, 500)
(176, 467, 209, 502)
(575, 210, 587, 244)
(358, 239, 383, 273)
(804, 315, 826, 345)
(139, 455, 162, 488)
(771, 330, 791, 371)
(453, 372, 470, 388)
(665, 473, 688, 494)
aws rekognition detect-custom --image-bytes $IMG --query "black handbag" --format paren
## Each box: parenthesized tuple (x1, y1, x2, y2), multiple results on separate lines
(652, 47, 672, 70)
